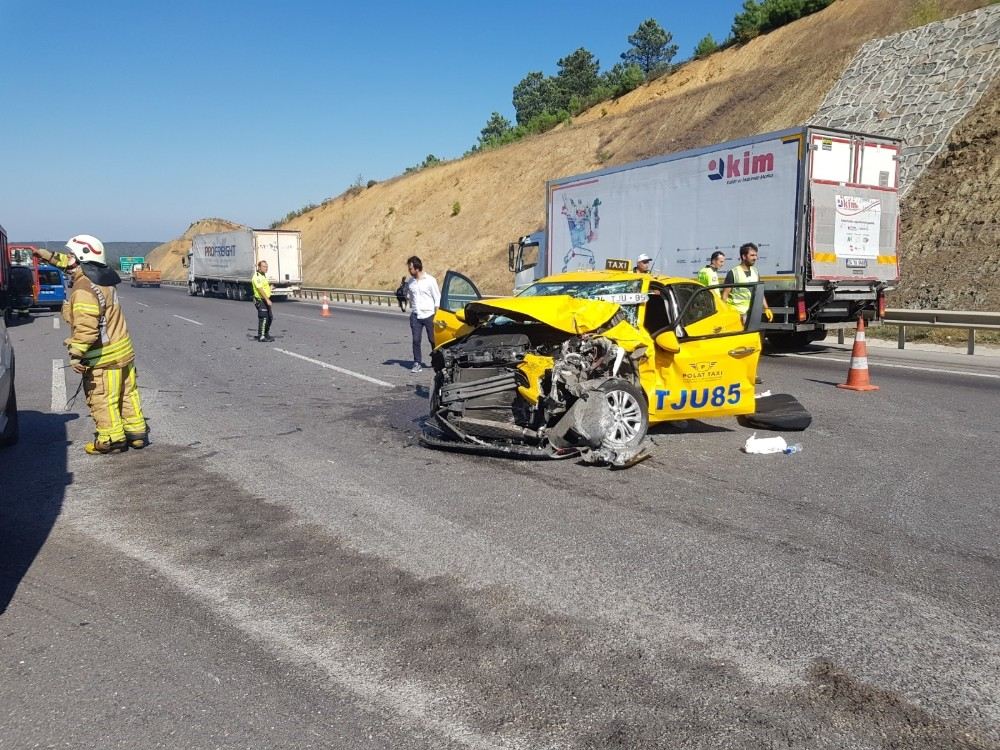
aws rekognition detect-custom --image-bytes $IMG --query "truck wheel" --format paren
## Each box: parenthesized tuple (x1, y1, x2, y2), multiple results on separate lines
(237, 285, 249, 302)
(0, 369, 19, 448)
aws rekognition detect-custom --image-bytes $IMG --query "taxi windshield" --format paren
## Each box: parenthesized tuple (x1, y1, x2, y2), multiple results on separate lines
(518, 279, 644, 302)
(518, 279, 645, 326)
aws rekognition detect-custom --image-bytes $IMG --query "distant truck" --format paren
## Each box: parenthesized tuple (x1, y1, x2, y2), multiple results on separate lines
(6, 245, 40, 319)
(129, 263, 161, 288)
(509, 125, 902, 348)
(184, 229, 302, 300)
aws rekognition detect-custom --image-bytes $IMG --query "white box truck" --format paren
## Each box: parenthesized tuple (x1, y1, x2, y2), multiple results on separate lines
(509, 125, 901, 348)
(185, 229, 302, 300)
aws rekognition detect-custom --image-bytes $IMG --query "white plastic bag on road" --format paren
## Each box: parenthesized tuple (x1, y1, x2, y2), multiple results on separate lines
(743, 432, 788, 454)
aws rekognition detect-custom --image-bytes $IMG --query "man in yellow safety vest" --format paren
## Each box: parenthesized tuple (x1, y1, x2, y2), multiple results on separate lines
(696, 251, 727, 288)
(721, 242, 773, 325)
(252, 260, 274, 342)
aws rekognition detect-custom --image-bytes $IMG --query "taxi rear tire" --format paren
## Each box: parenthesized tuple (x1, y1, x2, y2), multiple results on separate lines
(597, 379, 648, 453)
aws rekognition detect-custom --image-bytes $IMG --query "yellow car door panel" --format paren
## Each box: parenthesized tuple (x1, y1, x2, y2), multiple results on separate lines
(649, 331, 759, 422)
(433, 270, 482, 349)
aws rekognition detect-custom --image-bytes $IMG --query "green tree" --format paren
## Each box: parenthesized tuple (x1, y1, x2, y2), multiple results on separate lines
(512, 71, 559, 125)
(693, 33, 719, 59)
(478, 112, 514, 147)
(732, 0, 833, 42)
(620, 18, 678, 76)
(554, 47, 601, 110)
(732, 0, 765, 42)
(603, 62, 645, 97)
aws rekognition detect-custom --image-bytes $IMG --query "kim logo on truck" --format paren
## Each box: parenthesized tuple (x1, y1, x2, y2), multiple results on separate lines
(707, 150, 775, 183)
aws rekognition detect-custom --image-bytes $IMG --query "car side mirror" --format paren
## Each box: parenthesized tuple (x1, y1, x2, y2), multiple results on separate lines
(654, 330, 680, 353)
(454, 308, 467, 323)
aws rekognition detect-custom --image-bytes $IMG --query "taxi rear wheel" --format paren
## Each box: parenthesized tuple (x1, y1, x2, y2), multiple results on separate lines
(597, 379, 648, 452)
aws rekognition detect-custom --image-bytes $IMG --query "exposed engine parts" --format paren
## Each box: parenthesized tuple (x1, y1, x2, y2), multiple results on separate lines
(428, 329, 649, 467)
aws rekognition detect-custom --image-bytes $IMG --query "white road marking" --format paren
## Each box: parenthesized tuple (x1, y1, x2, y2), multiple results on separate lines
(773, 353, 1000, 380)
(51, 359, 68, 412)
(173, 314, 203, 326)
(275, 348, 393, 387)
(135, 301, 150, 308)
(53, 317, 60, 329)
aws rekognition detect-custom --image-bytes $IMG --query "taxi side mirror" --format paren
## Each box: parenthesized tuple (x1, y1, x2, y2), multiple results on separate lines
(454, 308, 467, 323)
(654, 330, 680, 353)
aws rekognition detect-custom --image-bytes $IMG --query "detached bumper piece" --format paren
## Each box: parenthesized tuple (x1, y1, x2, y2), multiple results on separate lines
(419, 426, 574, 461)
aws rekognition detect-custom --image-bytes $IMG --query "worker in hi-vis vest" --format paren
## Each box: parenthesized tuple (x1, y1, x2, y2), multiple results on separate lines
(252, 260, 274, 342)
(696, 251, 727, 288)
(721, 242, 773, 325)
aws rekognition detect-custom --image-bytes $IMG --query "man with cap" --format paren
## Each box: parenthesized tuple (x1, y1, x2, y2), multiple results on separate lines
(34, 236, 149, 454)
(633, 253, 653, 273)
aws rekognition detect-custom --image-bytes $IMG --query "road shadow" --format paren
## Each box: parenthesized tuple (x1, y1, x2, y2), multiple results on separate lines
(806, 378, 843, 387)
(3, 314, 37, 328)
(649, 419, 732, 435)
(382, 358, 417, 370)
(0, 410, 75, 615)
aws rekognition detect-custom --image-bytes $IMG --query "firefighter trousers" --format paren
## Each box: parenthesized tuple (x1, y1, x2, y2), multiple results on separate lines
(82, 363, 147, 444)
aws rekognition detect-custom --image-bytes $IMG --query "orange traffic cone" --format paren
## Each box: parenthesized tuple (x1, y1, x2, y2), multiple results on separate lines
(837, 316, 879, 391)
(321, 295, 331, 318)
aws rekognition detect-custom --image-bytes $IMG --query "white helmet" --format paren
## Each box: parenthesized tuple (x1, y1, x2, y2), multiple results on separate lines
(65, 234, 107, 266)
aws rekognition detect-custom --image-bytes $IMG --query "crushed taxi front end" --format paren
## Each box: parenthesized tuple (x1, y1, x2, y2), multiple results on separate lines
(423, 295, 653, 467)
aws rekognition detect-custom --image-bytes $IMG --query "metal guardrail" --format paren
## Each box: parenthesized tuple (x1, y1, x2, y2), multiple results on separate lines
(296, 286, 400, 306)
(160, 281, 1000, 355)
(882, 308, 1000, 355)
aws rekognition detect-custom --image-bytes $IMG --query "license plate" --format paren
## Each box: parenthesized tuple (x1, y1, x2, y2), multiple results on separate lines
(845, 258, 868, 268)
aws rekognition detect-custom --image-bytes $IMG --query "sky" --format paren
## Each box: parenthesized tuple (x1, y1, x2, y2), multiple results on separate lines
(0, 0, 745, 241)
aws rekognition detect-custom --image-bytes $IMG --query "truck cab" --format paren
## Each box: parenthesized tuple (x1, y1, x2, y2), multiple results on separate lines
(508, 231, 546, 292)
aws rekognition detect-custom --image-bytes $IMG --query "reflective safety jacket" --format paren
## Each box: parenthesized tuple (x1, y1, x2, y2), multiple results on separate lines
(696, 266, 719, 287)
(252, 271, 271, 302)
(64, 269, 135, 369)
(725, 265, 758, 314)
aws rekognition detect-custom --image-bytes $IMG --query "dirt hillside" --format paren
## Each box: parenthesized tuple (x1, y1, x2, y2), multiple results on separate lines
(895, 80, 999, 309)
(148, 218, 248, 281)
(151, 0, 993, 307)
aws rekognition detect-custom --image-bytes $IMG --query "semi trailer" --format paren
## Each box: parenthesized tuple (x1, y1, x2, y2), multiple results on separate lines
(509, 125, 902, 348)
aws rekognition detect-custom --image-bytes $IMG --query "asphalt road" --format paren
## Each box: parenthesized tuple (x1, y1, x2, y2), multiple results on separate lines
(1, 285, 998, 749)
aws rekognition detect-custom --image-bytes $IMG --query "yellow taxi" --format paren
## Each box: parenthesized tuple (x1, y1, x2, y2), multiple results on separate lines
(424, 267, 764, 466)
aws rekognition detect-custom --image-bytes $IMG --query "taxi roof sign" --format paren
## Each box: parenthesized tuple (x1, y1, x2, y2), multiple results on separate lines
(605, 258, 630, 271)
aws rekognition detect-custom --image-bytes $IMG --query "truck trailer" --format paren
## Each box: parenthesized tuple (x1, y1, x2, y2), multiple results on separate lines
(185, 229, 302, 300)
(509, 125, 902, 348)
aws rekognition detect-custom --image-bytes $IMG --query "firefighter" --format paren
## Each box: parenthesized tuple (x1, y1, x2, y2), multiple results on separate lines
(37, 236, 149, 454)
